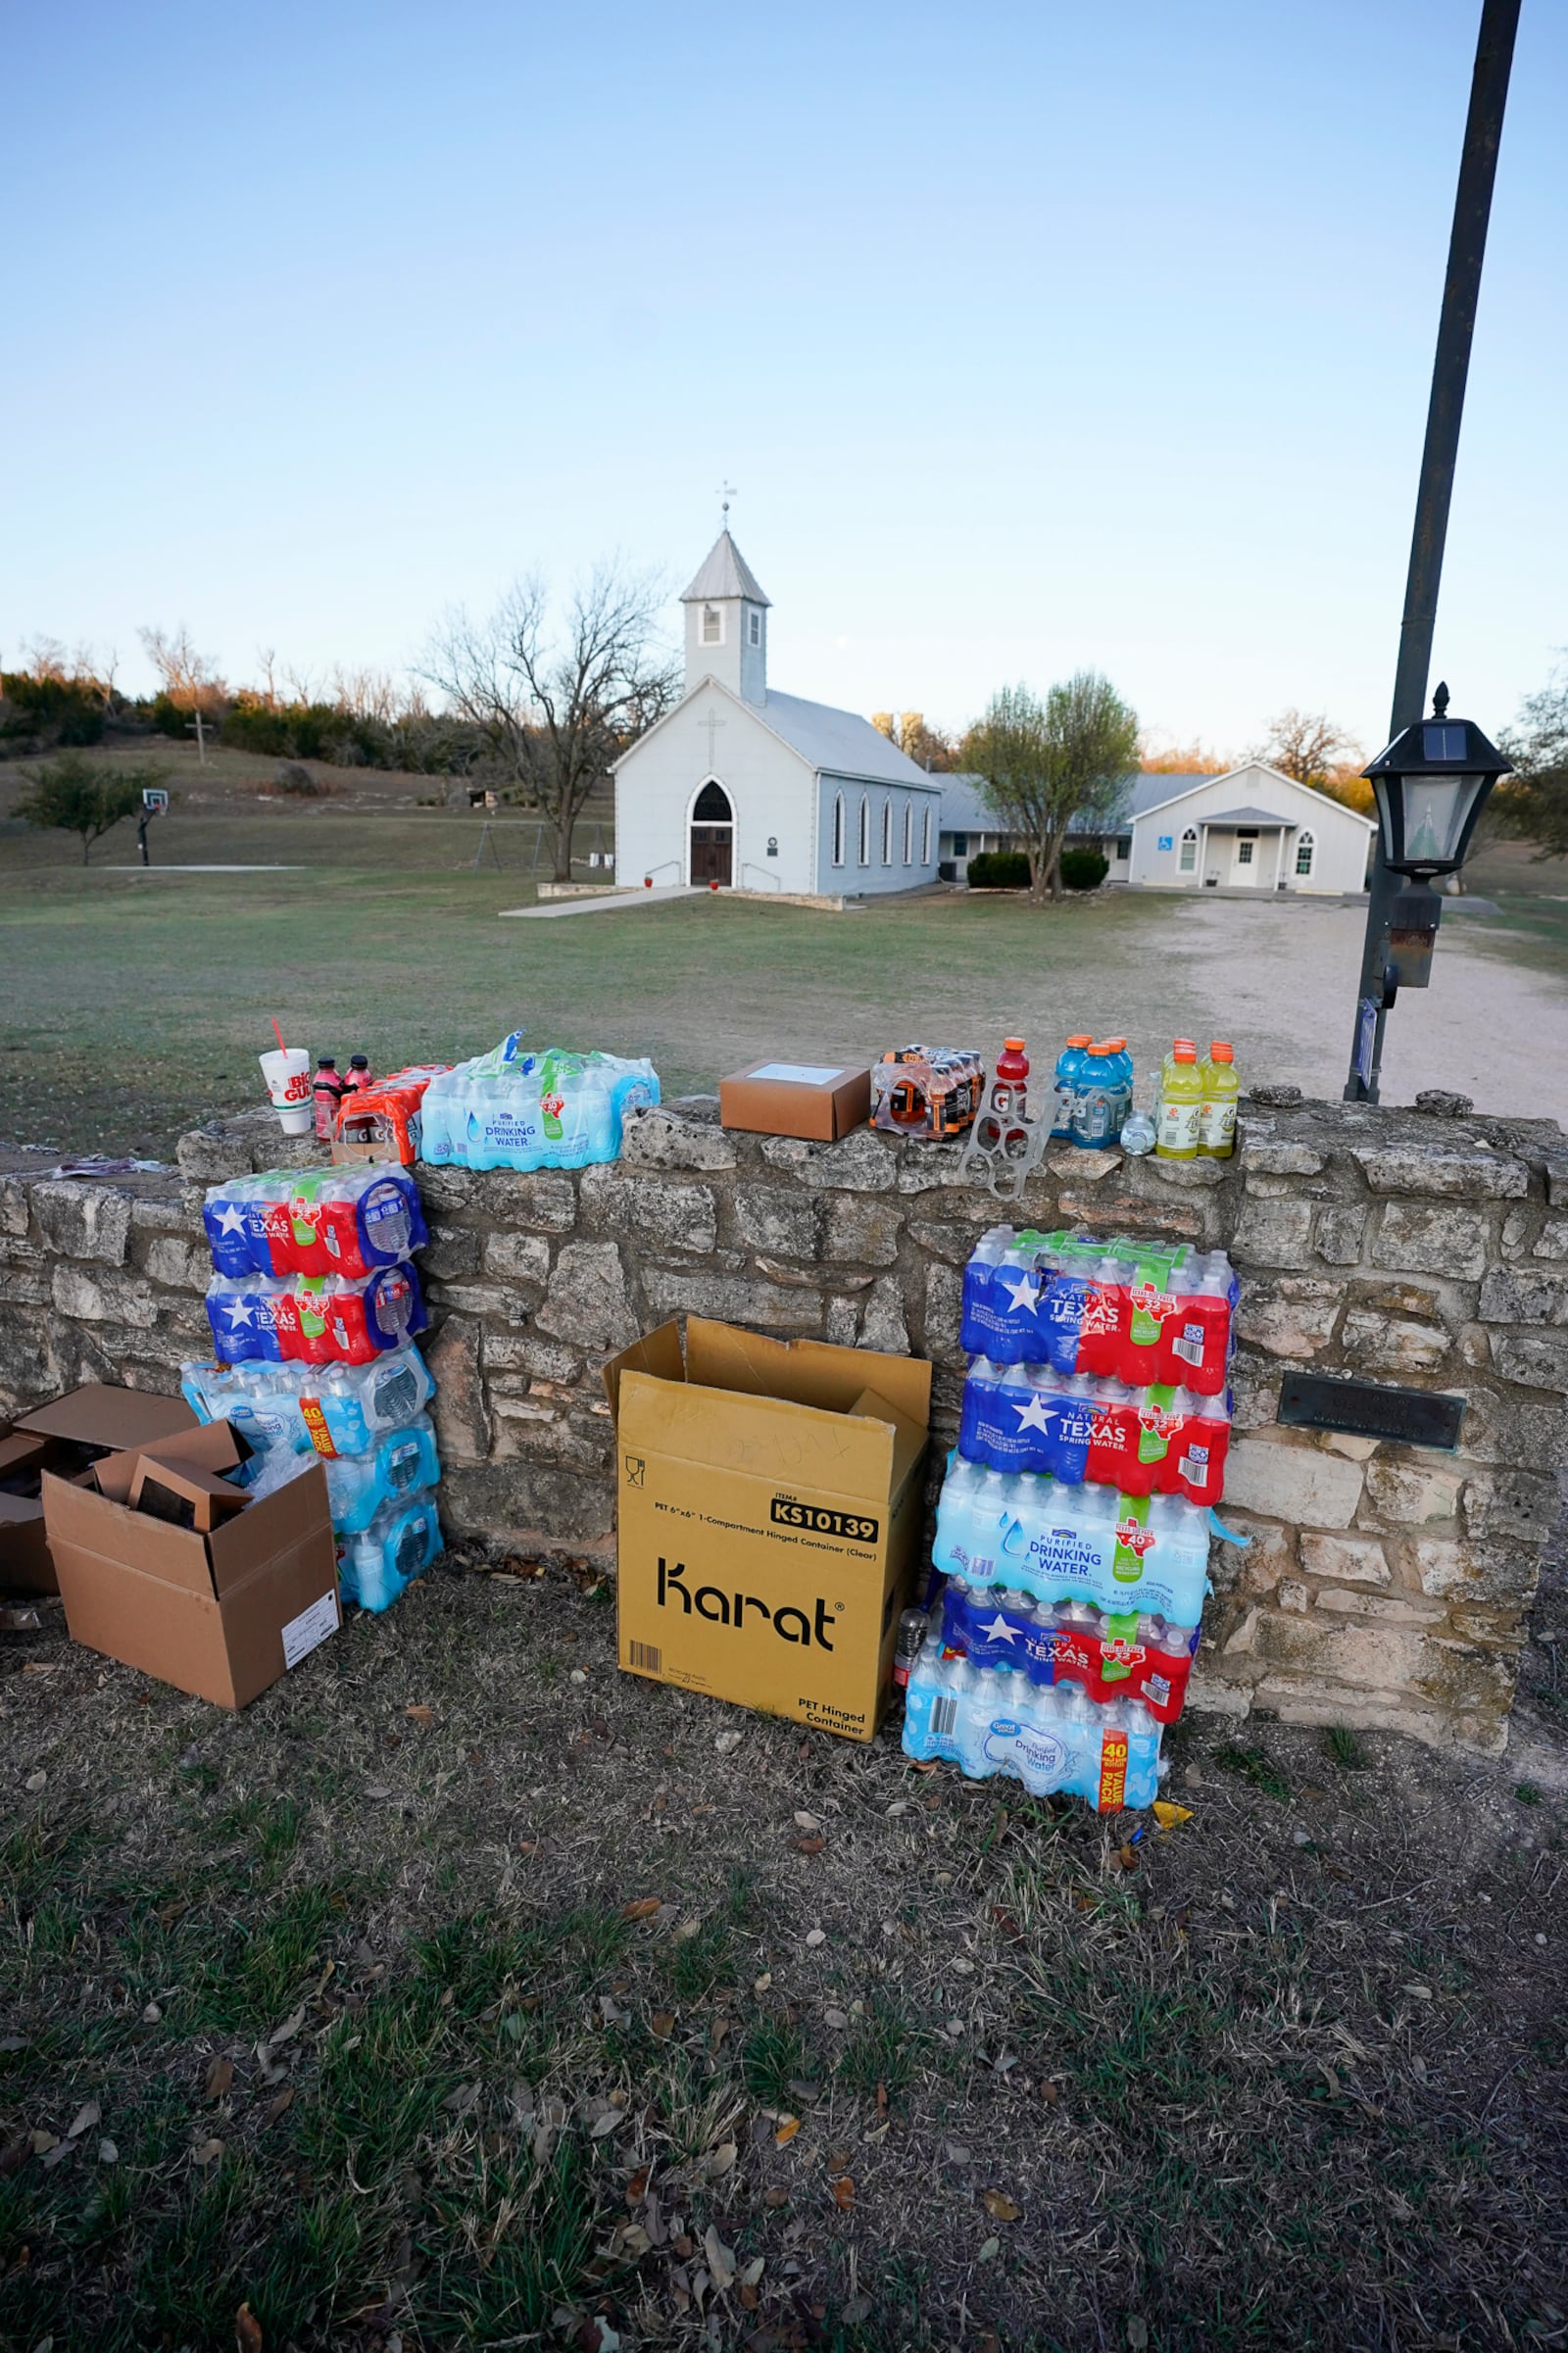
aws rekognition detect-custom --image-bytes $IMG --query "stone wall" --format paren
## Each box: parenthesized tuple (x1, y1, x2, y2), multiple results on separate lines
(3, 1091, 1564, 1757)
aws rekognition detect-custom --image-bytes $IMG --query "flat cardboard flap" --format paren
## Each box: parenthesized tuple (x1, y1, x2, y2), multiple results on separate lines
(686, 1318, 931, 1428)
(41, 1471, 217, 1596)
(94, 1421, 250, 1506)
(602, 1319, 686, 1425)
(17, 1385, 199, 1448)
(130, 1457, 249, 1534)
(618, 1367, 894, 1495)
(208, 1461, 330, 1598)
(848, 1385, 928, 1495)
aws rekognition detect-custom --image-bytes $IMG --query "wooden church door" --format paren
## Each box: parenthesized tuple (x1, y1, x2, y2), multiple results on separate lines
(689, 779, 734, 885)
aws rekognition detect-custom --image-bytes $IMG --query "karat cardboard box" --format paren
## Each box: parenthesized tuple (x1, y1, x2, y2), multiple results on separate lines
(718, 1060, 872, 1142)
(42, 1421, 341, 1710)
(0, 1384, 200, 1596)
(605, 1317, 930, 1740)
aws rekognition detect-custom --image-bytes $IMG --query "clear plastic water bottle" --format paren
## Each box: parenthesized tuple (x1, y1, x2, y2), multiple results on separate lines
(960, 1228, 1011, 1356)
(339, 1487, 442, 1613)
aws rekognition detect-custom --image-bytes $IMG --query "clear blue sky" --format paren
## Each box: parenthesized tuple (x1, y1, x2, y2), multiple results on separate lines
(4, 0, 1564, 757)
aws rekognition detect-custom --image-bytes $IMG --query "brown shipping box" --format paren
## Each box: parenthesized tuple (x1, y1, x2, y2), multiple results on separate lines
(605, 1317, 930, 1741)
(718, 1060, 871, 1142)
(42, 1421, 341, 1710)
(0, 1384, 200, 1596)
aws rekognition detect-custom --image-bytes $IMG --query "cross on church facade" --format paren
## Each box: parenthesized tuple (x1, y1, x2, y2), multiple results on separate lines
(698, 708, 725, 769)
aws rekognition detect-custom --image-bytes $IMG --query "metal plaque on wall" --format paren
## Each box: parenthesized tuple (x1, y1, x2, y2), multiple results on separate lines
(1278, 1371, 1464, 1451)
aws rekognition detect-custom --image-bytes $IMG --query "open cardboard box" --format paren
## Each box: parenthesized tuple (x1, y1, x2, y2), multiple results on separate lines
(604, 1316, 930, 1741)
(42, 1420, 341, 1709)
(0, 1385, 201, 1596)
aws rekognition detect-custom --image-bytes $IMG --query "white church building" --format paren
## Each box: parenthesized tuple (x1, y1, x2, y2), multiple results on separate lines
(612, 531, 942, 898)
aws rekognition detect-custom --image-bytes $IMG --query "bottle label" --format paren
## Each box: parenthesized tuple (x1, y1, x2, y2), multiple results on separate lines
(1111, 1495, 1155, 1585)
(1157, 1098, 1200, 1152)
(299, 1396, 338, 1456)
(1200, 1098, 1237, 1149)
(1097, 1730, 1130, 1811)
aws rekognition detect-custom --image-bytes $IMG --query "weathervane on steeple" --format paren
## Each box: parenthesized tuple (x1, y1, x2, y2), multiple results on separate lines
(717, 481, 737, 528)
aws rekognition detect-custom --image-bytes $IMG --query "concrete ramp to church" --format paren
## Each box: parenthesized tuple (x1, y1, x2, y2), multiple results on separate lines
(499, 885, 706, 919)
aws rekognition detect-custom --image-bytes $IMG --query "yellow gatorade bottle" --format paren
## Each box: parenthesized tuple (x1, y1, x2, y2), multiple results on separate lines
(1155, 1042, 1202, 1160)
(1199, 1041, 1239, 1158)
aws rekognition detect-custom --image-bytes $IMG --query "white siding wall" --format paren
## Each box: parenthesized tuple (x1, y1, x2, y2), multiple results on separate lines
(682, 598, 766, 705)
(1127, 766, 1374, 895)
(614, 684, 816, 894)
(818, 776, 941, 895)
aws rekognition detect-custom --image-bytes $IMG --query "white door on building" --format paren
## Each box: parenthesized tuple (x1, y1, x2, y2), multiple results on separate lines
(1229, 829, 1262, 885)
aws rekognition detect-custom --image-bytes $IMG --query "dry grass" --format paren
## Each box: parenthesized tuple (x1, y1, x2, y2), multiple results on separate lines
(2, 1552, 1567, 2351)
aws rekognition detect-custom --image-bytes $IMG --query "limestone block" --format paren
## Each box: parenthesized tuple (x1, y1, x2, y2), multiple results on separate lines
(1130, 1152, 1227, 1190)
(1417, 1636, 1517, 1720)
(620, 1107, 738, 1173)
(482, 1231, 553, 1288)
(1058, 1189, 1203, 1241)
(1351, 1143, 1529, 1200)
(859, 1275, 910, 1355)
(822, 1195, 905, 1265)
(580, 1168, 718, 1255)
(1048, 1148, 1124, 1185)
(1360, 1458, 1464, 1527)
(762, 1127, 899, 1194)
(756, 1256, 861, 1291)
(1233, 1277, 1342, 1359)
(1298, 1531, 1393, 1585)
(1372, 1201, 1489, 1280)
(640, 1267, 822, 1333)
(895, 1143, 968, 1194)
(1225, 1352, 1281, 1430)
(1278, 1581, 1309, 1611)
(492, 1400, 611, 1474)
(1488, 1329, 1568, 1394)
(142, 1237, 211, 1292)
(920, 1260, 964, 1365)
(50, 1262, 158, 1330)
(1182, 1672, 1254, 1719)
(470, 1170, 579, 1232)
(1232, 1197, 1314, 1269)
(130, 1191, 194, 1233)
(1253, 1607, 1433, 1696)
(909, 1220, 991, 1264)
(1220, 1510, 1296, 1595)
(1479, 1265, 1568, 1327)
(424, 1314, 490, 1463)
(1311, 1587, 1445, 1625)
(1411, 1538, 1542, 1609)
(734, 1187, 819, 1258)
(439, 1458, 614, 1547)
(175, 1108, 299, 1182)
(1341, 1307, 1450, 1377)
(1322, 1432, 1378, 1459)
(413, 1166, 477, 1215)
(418, 1224, 483, 1283)
(1313, 1204, 1368, 1265)
(1531, 1217, 1568, 1260)
(535, 1242, 641, 1352)
(31, 1183, 131, 1267)
(1254, 1680, 1491, 1754)
(423, 1282, 515, 1322)
(0, 1178, 29, 1238)
(1461, 1466, 1560, 1544)
(484, 1331, 583, 1383)
(823, 1298, 859, 1345)
(1224, 1436, 1363, 1528)
(1242, 1141, 1326, 1177)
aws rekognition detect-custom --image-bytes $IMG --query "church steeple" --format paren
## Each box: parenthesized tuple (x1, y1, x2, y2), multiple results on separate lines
(680, 529, 769, 705)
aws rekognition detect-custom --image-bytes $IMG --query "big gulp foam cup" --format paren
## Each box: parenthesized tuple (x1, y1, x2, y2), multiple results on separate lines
(260, 1048, 313, 1135)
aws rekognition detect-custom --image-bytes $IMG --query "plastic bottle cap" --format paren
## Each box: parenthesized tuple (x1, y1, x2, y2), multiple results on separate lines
(1088, 1042, 1112, 1057)
(1103, 1037, 1127, 1050)
(1003, 1037, 1026, 1052)
(1209, 1042, 1234, 1061)
(1065, 1034, 1092, 1048)
(1173, 1046, 1198, 1063)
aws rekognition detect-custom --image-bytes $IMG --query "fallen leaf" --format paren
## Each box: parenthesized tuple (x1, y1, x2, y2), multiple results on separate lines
(98, 2136, 119, 2163)
(30, 2129, 59, 2155)
(753, 1972, 772, 1993)
(269, 2006, 306, 2047)
(774, 2115, 801, 2146)
(623, 2166, 650, 2204)
(262, 2088, 294, 2127)
(236, 2301, 265, 2352)
(1126, 2321, 1149, 2351)
(364, 1785, 395, 1800)
(1152, 1800, 1193, 1831)
(24, 1770, 46, 1792)
(195, 2136, 224, 2164)
(1117, 1843, 1139, 1873)
(714, 1730, 742, 1754)
(794, 1810, 821, 1831)
(707, 2139, 737, 2178)
(22, 1657, 54, 1672)
(66, 2100, 100, 2140)
(620, 1896, 662, 1922)
(206, 2058, 235, 2102)
(739, 2283, 760, 2311)
(142, 2002, 162, 2024)
(982, 2189, 1021, 2222)
(830, 2176, 856, 2209)
(703, 2224, 736, 2290)
(763, 2186, 790, 2208)
(875, 2082, 889, 2119)
(794, 1836, 826, 1856)
(826, 2149, 852, 2177)
(805, 1929, 826, 1948)
(989, 1907, 1025, 1943)
(405, 1704, 433, 1723)
(1040, 2080, 1059, 2106)
(978, 2235, 1000, 2262)
(650, 2010, 675, 2038)
(740, 2256, 765, 2288)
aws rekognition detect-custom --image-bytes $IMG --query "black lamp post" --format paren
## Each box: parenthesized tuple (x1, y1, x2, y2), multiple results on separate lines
(1356, 682, 1511, 998)
(1344, 0, 1519, 1103)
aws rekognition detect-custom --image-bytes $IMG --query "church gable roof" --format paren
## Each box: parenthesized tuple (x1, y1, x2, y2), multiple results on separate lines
(760, 690, 935, 787)
(680, 529, 771, 608)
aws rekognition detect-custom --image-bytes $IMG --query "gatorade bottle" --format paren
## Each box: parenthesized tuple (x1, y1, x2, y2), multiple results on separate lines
(314, 1057, 346, 1144)
(345, 1054, 375, 1093)
(995, 1037, 1030, 1119)
(1155, 1043, 1202, 1159)
(1052, 1037, 1092, 1139)
(1071, 1043, 1119, 1147)
(1102, 1039, 1134, 1142)
(1199, 1042, 1239, 1158)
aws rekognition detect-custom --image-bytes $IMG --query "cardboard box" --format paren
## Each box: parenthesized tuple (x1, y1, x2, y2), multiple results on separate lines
(0, 1385, 201, 1595)
(42, 1420, 341, 1709)
(605, 1317, 930, 1740)
(718, 1059, 871, 1142)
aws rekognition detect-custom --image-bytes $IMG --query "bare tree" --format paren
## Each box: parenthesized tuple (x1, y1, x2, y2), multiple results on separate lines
(420, 563, 680, 880)
(963, 673, 1140, 904)
(1496, 662, 1568, 858)
(256, 647, 279, 711)
(139, 625, 227, 713)
(1255, 709, 1358, 790)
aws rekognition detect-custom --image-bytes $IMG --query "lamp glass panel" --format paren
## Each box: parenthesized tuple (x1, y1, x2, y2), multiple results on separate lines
(1401, 774, 1485, 867)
